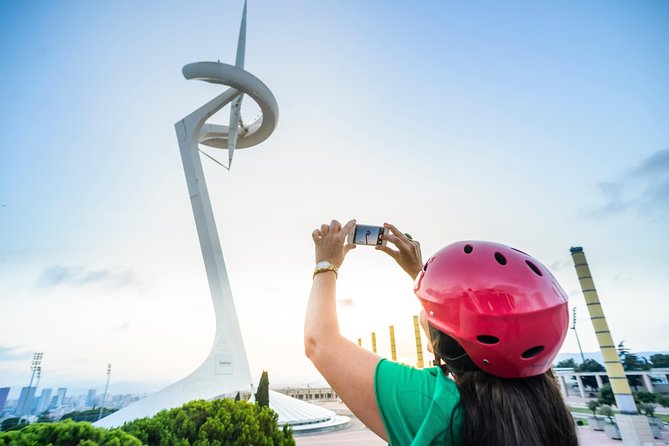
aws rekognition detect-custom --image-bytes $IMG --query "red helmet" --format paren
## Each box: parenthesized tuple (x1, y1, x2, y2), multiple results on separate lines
(414, 241, 569, 378)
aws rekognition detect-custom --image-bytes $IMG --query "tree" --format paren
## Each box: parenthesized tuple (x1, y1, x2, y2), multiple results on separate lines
(656, 394, 669, 408)
(617, 341, 651, 371)
(573, 359, 606, 392)
(598, 405, 615, 424)
(121, 398, 293, 445)
(587, 400, 601, 418)
(36, 410, 52, 423)
(255, 370, 270, 408)
(637, 403, 656, 417)
(635, 389, 657, 405)
(556, 358, 576, 368)
(650, 353, 669, 368)
(61, 408, 117, 422)
(0, 419, 141, 445)
(0, 418, 26, 433)
(598, 383, 615, 406)
(575, 359, 605, 372)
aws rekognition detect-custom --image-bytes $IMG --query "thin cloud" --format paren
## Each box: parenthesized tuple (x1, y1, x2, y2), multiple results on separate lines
(591, 149, 669, 220)
(548, 259, 571, 272)
(37, 265, 139, 289)
(112, 322, 131, 332)
(0, 346, 32, 361)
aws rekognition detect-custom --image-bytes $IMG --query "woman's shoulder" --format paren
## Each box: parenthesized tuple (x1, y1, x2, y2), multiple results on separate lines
(375, 359, 462, 445)
(376, 359, 457, 387)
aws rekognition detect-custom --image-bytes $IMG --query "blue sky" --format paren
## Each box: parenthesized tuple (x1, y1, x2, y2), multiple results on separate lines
(1, 1, 668, 397)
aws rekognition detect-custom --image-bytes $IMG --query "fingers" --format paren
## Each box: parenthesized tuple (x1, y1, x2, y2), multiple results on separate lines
(319, 219, 353, 238)
(383, 223, 412, 247)
(384, 223, 404, 238)
(311, 229, 321, 243)
(382, 232, 410, 249)
(342, 219, 356, 236)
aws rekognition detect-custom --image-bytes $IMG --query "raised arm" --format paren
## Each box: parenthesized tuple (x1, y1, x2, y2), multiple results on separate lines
(304, 219, 388, 441)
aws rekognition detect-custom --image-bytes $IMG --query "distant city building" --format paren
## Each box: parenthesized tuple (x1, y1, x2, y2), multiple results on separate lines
(55, 387, 67, 407)
(0, 387, 9, 413)
(37, 388, 52, 414)
(277, 386, 339, 401)
(86, 389, 97, 407)
(15, 386, 36, 417)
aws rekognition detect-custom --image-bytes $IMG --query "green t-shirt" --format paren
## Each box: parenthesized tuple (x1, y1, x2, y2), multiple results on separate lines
(374, 359, 463, 445)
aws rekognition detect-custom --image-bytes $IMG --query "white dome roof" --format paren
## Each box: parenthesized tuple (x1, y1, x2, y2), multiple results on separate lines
(255, 390, 351, 433)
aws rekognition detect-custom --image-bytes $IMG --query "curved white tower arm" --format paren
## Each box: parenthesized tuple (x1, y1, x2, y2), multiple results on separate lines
(95, 2, 278, 427)
(184, 62, 278, 149)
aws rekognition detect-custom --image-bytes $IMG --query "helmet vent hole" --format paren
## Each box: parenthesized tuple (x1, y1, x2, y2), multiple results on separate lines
(423, 257, 433, 272)
(464, 244, 473, 254)
(476, 335, 499, 345)
(526, 261, 543, 276)
(494, 252, 507, 265)
(521, 346, 544, 359)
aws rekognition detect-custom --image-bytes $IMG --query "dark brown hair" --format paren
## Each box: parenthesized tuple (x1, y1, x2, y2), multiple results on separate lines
(430, 326, 578, 446)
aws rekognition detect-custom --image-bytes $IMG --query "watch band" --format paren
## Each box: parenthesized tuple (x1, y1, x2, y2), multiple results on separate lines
(313, 263, 338, 279)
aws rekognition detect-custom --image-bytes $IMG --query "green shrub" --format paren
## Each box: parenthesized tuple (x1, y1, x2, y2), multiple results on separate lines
(598, 405, 615, 424)
(0, 419, 141, 446)
(122, 398, 294, 445)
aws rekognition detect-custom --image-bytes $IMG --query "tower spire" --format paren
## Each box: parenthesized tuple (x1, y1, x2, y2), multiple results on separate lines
(236, 0, 247, 69)
(227, 0, 247, 168)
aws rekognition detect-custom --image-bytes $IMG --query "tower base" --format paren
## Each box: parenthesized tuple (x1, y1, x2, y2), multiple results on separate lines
(614, 414, 655, 446)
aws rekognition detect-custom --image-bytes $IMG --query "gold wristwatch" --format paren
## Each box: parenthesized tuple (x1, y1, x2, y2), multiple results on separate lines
(313, 260, 338, 279)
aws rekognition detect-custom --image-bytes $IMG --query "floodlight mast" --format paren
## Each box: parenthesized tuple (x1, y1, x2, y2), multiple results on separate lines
(572, 307, 586, 364)
(94, 1, 278, 428)
(18, 352, 43, 421)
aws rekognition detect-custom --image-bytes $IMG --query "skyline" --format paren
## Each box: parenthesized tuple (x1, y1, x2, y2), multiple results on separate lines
(1, 1, 668, 399)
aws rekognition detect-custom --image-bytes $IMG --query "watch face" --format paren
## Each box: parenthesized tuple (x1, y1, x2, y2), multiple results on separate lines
(316, 261, 331, 269)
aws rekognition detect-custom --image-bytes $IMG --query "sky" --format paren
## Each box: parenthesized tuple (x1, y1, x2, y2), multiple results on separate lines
(1, 1, 668, 399)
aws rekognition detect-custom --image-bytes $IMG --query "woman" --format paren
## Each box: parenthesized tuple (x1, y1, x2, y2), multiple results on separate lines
(304, 219, 578, 445)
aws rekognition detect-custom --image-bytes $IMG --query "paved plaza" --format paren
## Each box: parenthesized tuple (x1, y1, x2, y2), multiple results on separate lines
(297, 420, 668, 445)
(296, 401, 668, 445)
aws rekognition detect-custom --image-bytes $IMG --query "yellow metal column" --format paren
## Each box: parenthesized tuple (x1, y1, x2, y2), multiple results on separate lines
(413, 315, 424, 368)
(570, 247, 637, 414)
(371, 332, 377, 354)
(389, 325, 397, 361)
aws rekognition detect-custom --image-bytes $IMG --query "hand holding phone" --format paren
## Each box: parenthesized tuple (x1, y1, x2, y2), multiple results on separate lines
(375, 223, 423, 280)
(346, 224, 388, 247)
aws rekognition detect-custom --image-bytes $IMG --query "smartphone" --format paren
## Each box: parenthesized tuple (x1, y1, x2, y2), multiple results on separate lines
(347, 224, 387, 246)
